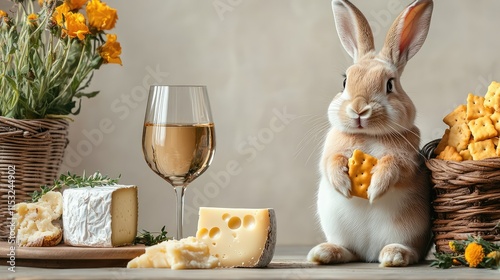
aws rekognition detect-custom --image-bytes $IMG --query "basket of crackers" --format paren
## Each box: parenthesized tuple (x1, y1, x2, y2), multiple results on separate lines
(422, 81, 500, 253)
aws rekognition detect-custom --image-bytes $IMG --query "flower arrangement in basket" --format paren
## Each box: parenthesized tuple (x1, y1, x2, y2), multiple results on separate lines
(423, 81, 500, 263)
(0, 0, 122, 119)
(0, 0, 122, 239)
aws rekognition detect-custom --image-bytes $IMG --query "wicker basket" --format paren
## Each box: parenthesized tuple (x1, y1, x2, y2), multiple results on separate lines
(422, 139, 500, 253)
(0, 117, 69, 240)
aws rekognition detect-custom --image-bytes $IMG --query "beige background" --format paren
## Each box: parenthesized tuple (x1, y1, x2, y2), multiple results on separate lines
(3, 0, 500, 245)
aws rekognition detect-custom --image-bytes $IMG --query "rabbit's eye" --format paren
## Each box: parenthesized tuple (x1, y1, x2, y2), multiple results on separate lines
(342, 78, 347, 89)
(386, 78, 394, 94)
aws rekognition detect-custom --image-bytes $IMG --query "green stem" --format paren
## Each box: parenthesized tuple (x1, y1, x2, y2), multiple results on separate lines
(53, 39, 87, 104)
(48, 37, 71, 86)
(36, 5, 55, 103)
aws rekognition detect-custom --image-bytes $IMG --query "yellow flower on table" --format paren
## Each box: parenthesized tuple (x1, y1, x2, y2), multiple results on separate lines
(487, 251, 500, 266)
(98, 34, 122, 65)
(448, 241, 457, 252)
(86, 0, 118, 31)
(62, 12, 89, 41)
(464, 242, 485, 268)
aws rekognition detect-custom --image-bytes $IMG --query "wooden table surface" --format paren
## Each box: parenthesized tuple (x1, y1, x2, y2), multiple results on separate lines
(1, 246, 499, 280)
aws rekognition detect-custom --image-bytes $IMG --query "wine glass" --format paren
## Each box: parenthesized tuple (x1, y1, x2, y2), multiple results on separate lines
(142, 85, 216, 240)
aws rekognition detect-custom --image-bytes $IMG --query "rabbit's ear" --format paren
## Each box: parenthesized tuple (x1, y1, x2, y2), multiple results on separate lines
(380, 0, 433, 71)
(331, 0, 374, 62)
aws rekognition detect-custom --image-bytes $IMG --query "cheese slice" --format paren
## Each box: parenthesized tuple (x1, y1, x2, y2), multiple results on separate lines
(196, 207, 277, 267)
(15, 191, 63, 247)
(127, 237, 219, 269)
(62, 185, 138, 247)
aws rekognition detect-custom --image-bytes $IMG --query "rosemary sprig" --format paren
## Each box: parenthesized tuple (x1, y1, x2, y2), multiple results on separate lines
(30, 171, 121, 202)
(134, 226, 172, 246)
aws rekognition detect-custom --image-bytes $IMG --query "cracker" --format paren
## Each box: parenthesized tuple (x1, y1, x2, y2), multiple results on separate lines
(489, 111, 500, 132)
(348, 149, 377, 200)
(448, 122, 471, 152)
(496, 140, 500, 157)
(459, 149, 473, 161)
(443, 105, 467, 127)
(484, 81, 500, 111)
(468, 115, 498, 141)
(467, 93, 494, 120)
(468, 139, 496, 160)
(434, 129, 450, 155)
(436, 146, 463, 161)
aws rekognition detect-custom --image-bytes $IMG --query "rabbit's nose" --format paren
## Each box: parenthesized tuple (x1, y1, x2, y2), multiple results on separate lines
(346, 104, 372, 119)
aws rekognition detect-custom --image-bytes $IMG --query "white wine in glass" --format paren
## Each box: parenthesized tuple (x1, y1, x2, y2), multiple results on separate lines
(142, 85, 215, 240)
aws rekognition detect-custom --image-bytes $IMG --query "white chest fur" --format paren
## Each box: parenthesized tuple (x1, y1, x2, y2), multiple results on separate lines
(316, 177, 423, 261)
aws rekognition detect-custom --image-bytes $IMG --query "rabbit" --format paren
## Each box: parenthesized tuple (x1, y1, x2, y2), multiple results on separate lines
(307, 0, 434, 267)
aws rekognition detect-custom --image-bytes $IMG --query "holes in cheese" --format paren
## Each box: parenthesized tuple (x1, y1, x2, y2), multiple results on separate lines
(227, 216, 241, 229)
(209, 227, 220, 239)
(196, 207, 277, 268)
(62, 185, 138, 247)
(243, 215, 256, 229)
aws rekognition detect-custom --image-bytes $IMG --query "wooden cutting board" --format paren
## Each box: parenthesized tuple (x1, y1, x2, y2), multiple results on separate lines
(0, 241, 145, 268)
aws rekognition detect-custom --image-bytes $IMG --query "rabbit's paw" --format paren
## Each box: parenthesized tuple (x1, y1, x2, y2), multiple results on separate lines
(367, 160, 395, 203)
(329, 171, 352, 198)
(324, 154, 351, 198)
(327, 167, 351, 198)
(378, 243, 418, 267)
(307, 243, 356, 264)
(367, 173, 389, 203)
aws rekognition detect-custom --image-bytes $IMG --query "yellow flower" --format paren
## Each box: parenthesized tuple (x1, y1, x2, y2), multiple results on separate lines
(27, 14, 38, 21)
(0, 10, 9, 26)
(66, 0, 88, 10)
(86, 0, 118, 31)
(98, 34, 122, 65)
(448, 241, 457, 253)
(464, 242, 485, 268)
(53, 3, 71, 26)
(487, 251, 500, 266)
(27, 13, 39, 29)
(61, 12, 90, 41)
(27, 13, 39, 26)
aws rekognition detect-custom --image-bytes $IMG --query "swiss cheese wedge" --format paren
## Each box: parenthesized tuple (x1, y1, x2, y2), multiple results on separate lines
(196, 207, 277, 267)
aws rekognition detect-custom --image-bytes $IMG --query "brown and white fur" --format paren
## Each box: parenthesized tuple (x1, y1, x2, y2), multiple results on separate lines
(307, 0, 433, 267)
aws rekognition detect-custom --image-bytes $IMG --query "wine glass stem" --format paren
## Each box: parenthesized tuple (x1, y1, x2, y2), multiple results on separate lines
(174, 185, 186, 240)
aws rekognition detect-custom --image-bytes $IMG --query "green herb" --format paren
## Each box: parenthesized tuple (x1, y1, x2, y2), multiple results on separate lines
(431, 236, 500, 269)
(134, 226, 171, 246)
(30, 171, 120, 202)
(431, 252, 456, 269)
